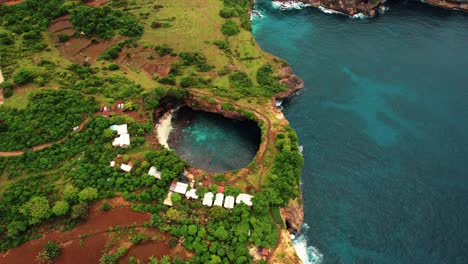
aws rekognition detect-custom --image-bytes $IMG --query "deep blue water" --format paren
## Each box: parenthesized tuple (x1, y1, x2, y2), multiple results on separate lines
(168, 107, 261, 173)
(253, 1, 468, 264)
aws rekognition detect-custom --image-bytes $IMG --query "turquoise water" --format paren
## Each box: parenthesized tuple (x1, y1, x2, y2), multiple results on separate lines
(168, 107, 261, 173)
(253, 1, 468, 264)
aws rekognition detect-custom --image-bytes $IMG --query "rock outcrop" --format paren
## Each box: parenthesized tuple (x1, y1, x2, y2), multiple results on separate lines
(276, 65, 304, 99)
(422, 0, 468, 11)
(276, 0, 468, 17)
(281, 198, 305, 234)
(277, 0, 385, 17)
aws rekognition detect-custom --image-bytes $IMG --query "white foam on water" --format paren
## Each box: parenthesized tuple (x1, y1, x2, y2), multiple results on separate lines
(352, 13, 369, 19)
(292, 223, 324, 264)
(272, 1, 311, 10)
(318, 6, 345, 15)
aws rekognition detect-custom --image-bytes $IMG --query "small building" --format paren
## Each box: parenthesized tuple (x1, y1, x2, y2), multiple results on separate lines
(257, 247, 269, 257)
(185, 189, 199, 200)
(236, 193, 253, 206)
(202, 192, 214, 207)
(110, 124, 130, 148)
(163, 191, 173, 206)
(214, 193, 224, 207)
(223, 195, 235, 209)
(110, 161, 115, 167)
(148, 166, 161, 179)
(110, 124, 128, 135)
(120, 163, 132, 172)
(218, 186, 225, 193)
(169, 181, 188, 194)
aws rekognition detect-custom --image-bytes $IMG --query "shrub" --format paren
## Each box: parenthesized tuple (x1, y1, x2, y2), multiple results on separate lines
(13, 68, 36, 85)
(229, 71, 253, 89)
(52, 201, 70, 216)
(101, 200, 111, 211)
(57, 34, 70, 42)
(157, 75, 176, 85)
(108, 63, 120, 71)
(37, 241, 61, 263)
(78, 187, 99, 203)
(221, 20, 240, 36)
(154, 44, 173, 56)
(0, 81, 14, 98)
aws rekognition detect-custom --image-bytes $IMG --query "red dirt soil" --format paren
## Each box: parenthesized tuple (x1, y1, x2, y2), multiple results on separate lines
(119, 234, 193, 263)
(118, 47, 178, 78)
(84, 0, 108, 7)
(0, 203, 150, 264)
(1, 0, 23, 5)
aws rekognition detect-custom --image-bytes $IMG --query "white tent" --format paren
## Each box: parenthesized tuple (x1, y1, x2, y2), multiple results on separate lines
(173, 182, 188, 194)
(214, 193, 224, 207)
(185, 189, 199, 200)
(120, 163, 132, 172)
(148, 166, 161, 179)
(110, 124, 128, 135)
(224, 196, 235, 209)
(202, 192, 214, 207)
(236, 193, 253, 206)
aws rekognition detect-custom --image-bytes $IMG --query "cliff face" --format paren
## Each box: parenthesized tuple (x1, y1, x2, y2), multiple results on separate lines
(277, 0, 468, 16)
(278, 0, 385, 17)
(422, 0, 468, 11)
(276, 65, 304, 99)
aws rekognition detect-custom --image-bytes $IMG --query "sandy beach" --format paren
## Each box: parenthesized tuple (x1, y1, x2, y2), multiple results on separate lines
(156, 110, 173, 149)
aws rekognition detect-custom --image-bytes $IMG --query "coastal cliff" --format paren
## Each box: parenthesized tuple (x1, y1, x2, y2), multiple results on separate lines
(422, 0, 468, 11)
(275, 0, 468, 16)
(276, 65, 304, 99)
(276, 0, 385, 17)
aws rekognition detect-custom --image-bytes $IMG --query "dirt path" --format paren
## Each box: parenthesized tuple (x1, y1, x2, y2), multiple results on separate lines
(189, 90, 274, 191)
(0, 117, 90, 157)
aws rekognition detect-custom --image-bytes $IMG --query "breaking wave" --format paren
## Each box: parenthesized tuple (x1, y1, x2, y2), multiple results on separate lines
(292, 223, 324, 264)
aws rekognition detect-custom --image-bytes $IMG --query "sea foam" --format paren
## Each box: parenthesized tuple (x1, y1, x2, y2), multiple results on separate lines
(292, 223, 324, 264)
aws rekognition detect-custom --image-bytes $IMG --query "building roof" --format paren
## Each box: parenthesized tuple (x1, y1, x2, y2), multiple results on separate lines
(163, 191, 173, 206)
(112, 133, 130, 147)
(110, 161, 115, 167)
(214, 193, 224, 207)
(148, 166, 161, 179)
(110, 124, 128, 135)
(261, 248, 269, 256)
(202, 192, 214, 207)
(185, 189, 199, 200)
(236, 193, 253, 206)
(218, 186, 225, 193)
(223, 195, 235, 209)
(169, 182, 188, 194)
(120, 163, 132, 172)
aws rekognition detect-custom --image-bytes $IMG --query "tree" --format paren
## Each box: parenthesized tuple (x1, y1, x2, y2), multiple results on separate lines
(37, 241, 61, 263)
(188, 224, 197, 236)
(52, 201, 70, 216)
(63, 185, 79, 203)
(78, 187, 99, 203)
(20, 196, 51, 225)
(171, 193, 182, 204)
(71, 203, 89, 220)
(221, 20, 240, 36)
(214, 226, 229, 241)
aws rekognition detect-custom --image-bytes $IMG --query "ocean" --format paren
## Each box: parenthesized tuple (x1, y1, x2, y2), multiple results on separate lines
(253, 1, 468, 263)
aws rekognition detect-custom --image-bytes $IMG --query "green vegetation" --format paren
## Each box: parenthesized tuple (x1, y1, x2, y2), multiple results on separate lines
(70, 6, 143, 39)
(37, 241, 61, 263)
(0, 90, 97, 151)
(221, 20, 240, 36)
(0, 0, 303, 262)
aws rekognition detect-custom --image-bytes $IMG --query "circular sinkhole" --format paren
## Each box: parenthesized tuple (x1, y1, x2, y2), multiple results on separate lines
(167, 106, 261, 173)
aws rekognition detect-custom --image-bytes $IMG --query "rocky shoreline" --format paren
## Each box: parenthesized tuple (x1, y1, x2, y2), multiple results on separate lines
(273, 0, 468, 17)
